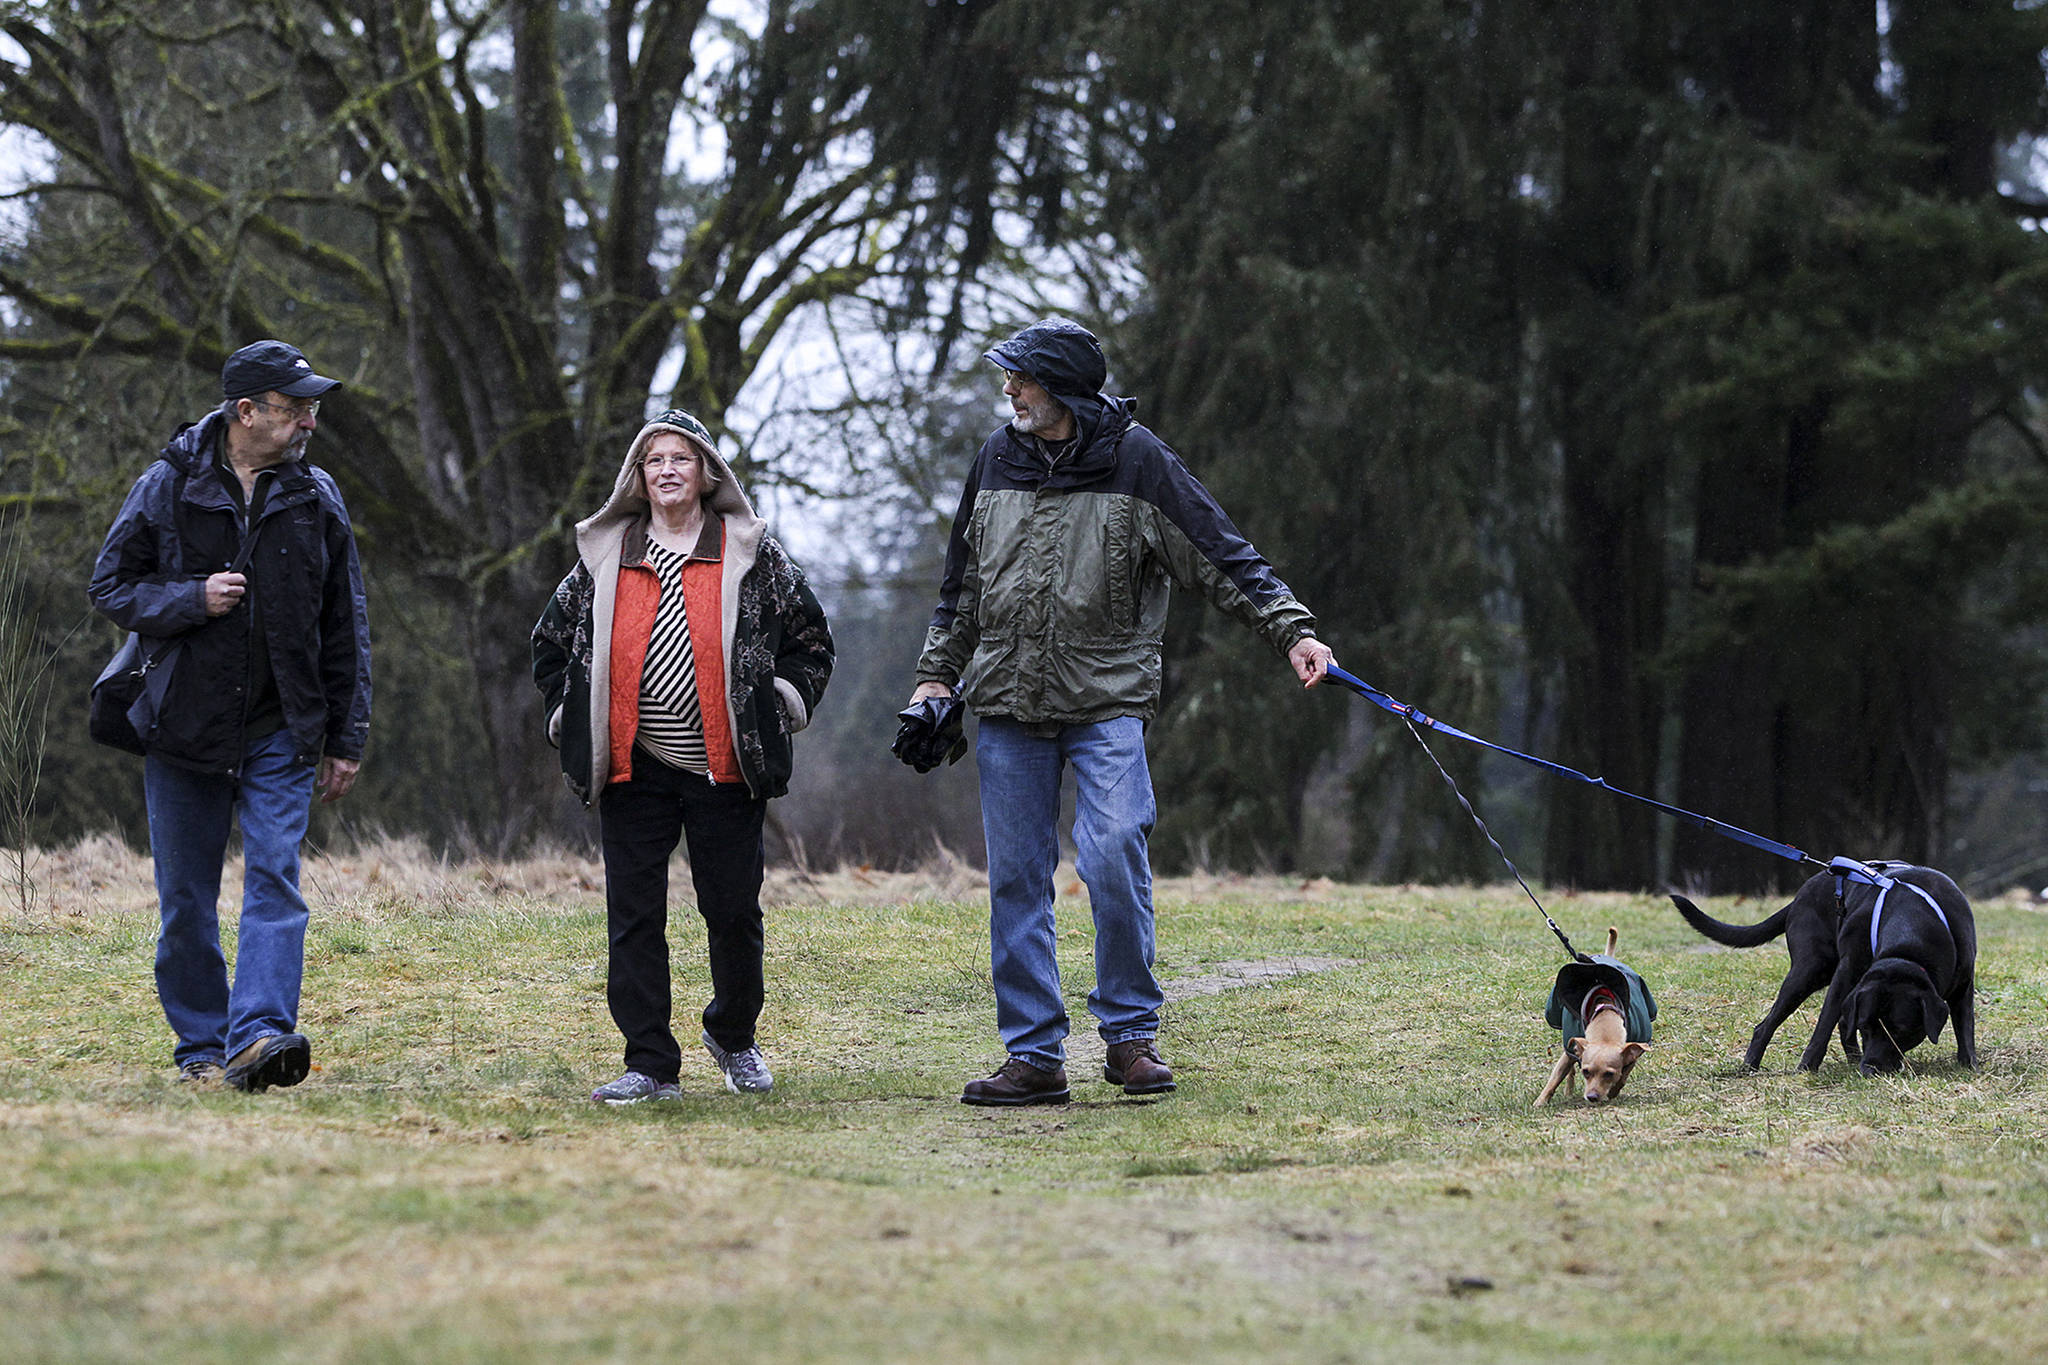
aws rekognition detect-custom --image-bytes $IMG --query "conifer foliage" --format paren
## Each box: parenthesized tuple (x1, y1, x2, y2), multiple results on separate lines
(1053, 0, 2048, 887)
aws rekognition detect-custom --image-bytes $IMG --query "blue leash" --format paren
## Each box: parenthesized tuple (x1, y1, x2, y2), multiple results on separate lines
(1322, 663, 1926, 955)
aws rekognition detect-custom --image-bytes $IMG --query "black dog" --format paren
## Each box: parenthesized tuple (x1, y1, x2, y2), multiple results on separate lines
(1672, 863, 1977, 1074)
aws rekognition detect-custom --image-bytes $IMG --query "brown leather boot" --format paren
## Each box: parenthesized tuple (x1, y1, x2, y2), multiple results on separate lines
(1104, 1039, 1175, 1094)
(961, 1057, 1070, 1106)
(224, 1032, 311, 1093)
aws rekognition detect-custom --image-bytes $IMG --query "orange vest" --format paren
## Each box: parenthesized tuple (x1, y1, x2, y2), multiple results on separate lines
(606, 535, 739, 786)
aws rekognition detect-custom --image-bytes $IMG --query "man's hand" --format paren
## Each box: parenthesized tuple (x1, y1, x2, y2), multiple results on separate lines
(894, 691, 968, 772)
(1289, 635, 1335, 688)
(317, 755, 359, 803)
(204, 571, 247, 616)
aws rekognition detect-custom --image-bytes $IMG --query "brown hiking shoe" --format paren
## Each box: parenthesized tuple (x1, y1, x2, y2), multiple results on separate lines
(961, 1057, 1070, 1107)
(1104, 1039, 1175, 1095)
(225, 1033, 311, 1093)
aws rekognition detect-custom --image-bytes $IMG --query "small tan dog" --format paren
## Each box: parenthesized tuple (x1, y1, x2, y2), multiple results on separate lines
(1535, 929, 1654, 1106)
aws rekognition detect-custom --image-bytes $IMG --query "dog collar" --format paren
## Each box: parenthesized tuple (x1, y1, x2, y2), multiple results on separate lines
(1581, 985, 1624, 1023)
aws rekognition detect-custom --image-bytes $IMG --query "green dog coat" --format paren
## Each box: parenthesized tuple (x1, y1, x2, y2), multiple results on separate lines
(1544, 955, 1656, 1044)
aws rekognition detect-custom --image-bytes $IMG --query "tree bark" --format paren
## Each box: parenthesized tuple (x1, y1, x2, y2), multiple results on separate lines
(1537, 3, 1666, 889)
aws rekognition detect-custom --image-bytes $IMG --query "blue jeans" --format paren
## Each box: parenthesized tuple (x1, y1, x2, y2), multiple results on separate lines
(144, 728, 316, 1067)
(976, 715, 1162, 1070)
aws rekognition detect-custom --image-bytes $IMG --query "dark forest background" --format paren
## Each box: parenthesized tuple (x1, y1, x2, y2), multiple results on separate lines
(5, 0, 2048, 895)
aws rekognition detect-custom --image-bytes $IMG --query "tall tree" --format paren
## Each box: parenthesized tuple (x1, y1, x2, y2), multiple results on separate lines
(0, 0, 1044, 842)
(1052, 0, 2048, 887)
(9, 0, 2048, 883)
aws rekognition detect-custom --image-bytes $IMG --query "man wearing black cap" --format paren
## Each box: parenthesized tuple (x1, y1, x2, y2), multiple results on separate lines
(909, 317, 1334, 1106)
(89, 340, 372, 1092)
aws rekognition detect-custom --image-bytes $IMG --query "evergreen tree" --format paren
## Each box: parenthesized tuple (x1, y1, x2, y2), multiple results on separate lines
(1661, 0, 2048, 888)
(1059, 0, 2048, 886)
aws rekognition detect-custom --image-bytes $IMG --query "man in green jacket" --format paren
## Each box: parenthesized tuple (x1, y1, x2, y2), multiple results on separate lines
(911, 318, 1334, 1105)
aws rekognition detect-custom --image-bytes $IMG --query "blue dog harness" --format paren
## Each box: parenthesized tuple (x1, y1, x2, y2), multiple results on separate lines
(1828, 857, 1951, 956)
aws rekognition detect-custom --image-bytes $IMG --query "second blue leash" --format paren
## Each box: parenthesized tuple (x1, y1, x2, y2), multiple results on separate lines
(1393, 709, 1592, 963)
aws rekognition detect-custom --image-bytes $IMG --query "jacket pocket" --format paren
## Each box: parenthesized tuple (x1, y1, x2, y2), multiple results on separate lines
(772, 676, 810, 733)
(1100, 495, 1138, 632)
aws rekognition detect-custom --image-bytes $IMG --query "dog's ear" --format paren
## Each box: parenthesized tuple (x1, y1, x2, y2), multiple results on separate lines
(1841, 982, 1870, 1054)
(1920, 990, 1950, 1044)
(1565, 1037, 1585, 1062)
(1618, 1041, 1648, 1072)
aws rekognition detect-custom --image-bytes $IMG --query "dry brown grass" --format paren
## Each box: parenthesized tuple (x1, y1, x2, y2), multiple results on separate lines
(7, 834, 1411, 923)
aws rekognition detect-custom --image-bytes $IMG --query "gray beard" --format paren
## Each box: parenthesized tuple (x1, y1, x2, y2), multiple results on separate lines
(1011, 406, 1068, 438)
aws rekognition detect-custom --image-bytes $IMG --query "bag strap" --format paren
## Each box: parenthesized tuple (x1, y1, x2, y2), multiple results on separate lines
(131, 454, 254, 672)
(226, 520, 260, 576)
(221, 451, 301, 577)
(133, 443, 267, 665)
(124, 458, 196, 674)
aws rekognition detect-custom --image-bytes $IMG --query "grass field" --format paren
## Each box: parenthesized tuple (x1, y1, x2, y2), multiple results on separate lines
(4, 837, 2047, 1363)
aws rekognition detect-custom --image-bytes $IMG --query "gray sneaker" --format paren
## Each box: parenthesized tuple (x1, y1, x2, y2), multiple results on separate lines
(590, 1071, 682, 1105)
(177, 1058, 225, 1088)
(702, 1030, 773, 1094)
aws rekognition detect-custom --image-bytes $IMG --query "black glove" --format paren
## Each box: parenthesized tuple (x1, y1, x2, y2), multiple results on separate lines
(892, 694, 968, 773)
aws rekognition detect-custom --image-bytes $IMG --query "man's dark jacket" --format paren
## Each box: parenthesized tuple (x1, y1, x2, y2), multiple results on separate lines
(87, 411, 372, 776)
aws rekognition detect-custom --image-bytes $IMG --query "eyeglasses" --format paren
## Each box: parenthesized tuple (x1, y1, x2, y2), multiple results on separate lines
(641, 452, 702, 470)
(248, 398, 320, 421)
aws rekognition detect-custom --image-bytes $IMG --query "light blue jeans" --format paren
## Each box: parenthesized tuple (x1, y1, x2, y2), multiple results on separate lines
(976, 715, 1163, 1070)
(144, 728, 317, 1066)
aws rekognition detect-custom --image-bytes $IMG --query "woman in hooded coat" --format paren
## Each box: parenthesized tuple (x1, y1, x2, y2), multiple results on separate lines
(533, 409, 833, 1103)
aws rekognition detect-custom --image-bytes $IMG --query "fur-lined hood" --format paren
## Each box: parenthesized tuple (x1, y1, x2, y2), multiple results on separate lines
(575, 409, 762, 566)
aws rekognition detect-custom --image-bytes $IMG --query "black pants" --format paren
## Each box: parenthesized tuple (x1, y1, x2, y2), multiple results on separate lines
(598, 760, 768, 1084)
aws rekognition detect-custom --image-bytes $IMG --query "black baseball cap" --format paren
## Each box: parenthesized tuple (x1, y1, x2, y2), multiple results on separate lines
(221, 340, 343, 401)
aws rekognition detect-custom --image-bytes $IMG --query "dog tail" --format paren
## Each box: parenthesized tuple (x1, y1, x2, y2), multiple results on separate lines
(1669, 893, 1790, 948)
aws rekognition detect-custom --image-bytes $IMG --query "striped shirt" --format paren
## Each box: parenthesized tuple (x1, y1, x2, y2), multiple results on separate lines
(634, 539, 709, 772)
